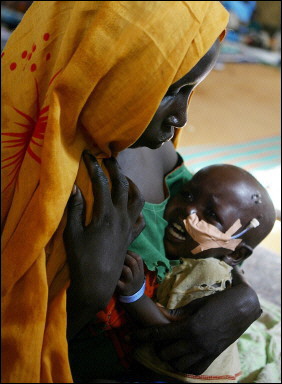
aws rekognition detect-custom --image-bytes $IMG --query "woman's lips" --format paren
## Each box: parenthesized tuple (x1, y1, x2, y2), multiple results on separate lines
(160, 126, 175, 143)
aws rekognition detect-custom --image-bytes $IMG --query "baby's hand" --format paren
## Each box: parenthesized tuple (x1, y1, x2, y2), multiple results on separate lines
(117, 251, 144, 296)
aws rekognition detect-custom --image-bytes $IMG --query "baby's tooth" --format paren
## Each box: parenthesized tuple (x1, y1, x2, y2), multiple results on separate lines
(173, 223, 185, 233)
(169, 227, 186, 240)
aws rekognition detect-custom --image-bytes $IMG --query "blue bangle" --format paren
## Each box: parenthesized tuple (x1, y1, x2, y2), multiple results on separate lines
(119, 280, 146, 303)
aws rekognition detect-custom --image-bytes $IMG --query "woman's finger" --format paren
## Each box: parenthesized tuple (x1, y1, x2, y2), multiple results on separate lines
(64, 185, 85, 236)
(133, 319, 188, 344)
(158, 339, 193, 362)
(168, 296, 211, 318)
(82, 151, 112, 219)
(171, 352, 207, 374)
(103, 157, 130, 207)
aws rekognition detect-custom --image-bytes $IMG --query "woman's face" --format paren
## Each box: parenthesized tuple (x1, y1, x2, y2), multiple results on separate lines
(131, 39, 221, 149)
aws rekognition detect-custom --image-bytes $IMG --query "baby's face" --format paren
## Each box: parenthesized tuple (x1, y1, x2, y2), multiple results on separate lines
(164, 165, 258, 260)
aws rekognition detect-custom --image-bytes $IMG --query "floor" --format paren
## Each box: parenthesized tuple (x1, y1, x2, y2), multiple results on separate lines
(177, 62, 281, 305)
(180, 63, 280, 147)
(242, 246, 281, 306)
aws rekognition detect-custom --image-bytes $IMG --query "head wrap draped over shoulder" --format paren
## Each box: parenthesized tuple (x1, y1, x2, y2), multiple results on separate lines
(1, 2, 228, 382)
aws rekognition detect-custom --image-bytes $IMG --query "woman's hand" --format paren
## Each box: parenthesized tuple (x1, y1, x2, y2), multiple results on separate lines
(64, 151, 145, 339)
(132, 267, 261, 375)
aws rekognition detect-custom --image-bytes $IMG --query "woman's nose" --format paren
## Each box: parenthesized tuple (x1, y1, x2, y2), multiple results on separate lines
(168, 89, 192, 128)
(166, 113, 187, 128)
(176, 110, 188, 128)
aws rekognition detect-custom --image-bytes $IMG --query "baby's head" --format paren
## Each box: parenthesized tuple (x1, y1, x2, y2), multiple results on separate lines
(164, 164, 276, 266)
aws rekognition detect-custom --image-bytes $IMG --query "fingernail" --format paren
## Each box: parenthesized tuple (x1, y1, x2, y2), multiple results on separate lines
(71, 184, 77, 195)
(83, 150, 98, 162)
(82, 150, 91, 157)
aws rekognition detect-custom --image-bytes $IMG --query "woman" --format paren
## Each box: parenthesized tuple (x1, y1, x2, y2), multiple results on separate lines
(65, 42, 261, 382)
(1, 2, 260, 383)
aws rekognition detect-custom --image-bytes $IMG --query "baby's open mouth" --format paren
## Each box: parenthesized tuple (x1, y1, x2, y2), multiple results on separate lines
(167, 222, 187, 241)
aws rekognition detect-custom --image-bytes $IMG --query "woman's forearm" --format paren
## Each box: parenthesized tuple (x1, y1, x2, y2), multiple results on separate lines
(187, 276, 262, 345)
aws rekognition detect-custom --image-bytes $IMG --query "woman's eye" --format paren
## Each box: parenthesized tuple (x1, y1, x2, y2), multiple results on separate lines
(165, 89, 177, 97)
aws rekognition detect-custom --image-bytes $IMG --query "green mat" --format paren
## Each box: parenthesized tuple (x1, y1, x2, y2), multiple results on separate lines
(238, 296, 281, 383)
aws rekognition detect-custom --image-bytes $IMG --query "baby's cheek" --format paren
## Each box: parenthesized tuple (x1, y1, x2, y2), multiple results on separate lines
(163, 200, 176, 220)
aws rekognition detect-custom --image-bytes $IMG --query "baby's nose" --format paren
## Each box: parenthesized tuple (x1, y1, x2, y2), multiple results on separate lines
(186, 208, 197, 216)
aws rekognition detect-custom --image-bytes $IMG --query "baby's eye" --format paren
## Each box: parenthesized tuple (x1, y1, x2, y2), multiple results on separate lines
(181, 191, 193, 201)
(206, 209, 219, 221)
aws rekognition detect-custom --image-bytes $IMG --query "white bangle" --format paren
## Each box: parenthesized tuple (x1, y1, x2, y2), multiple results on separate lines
(118, 280, 146, 303)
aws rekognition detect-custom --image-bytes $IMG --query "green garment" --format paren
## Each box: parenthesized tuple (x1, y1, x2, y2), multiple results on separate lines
(129, 159, 193, 281)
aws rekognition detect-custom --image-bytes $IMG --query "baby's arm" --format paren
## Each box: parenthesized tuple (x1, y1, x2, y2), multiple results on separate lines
(117, 251, 170, 326)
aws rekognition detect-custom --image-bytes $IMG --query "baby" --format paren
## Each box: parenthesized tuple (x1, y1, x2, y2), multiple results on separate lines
(117, 164, 276, 383)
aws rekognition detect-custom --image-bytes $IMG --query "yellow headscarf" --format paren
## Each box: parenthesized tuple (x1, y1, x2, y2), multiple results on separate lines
(1, 1, 228, 382)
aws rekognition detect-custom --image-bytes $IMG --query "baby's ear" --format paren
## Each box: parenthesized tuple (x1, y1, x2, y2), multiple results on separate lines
(223, 243, 253, 267)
